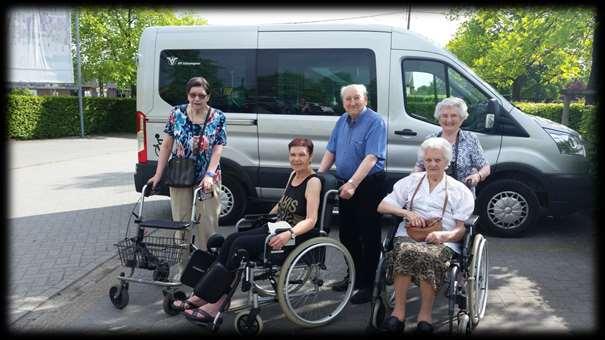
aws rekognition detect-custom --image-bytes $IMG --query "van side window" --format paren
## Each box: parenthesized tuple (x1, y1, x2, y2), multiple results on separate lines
(159, 49, 256, 113)
(402, 60, 447, 122)
(257, 49, 377, 116)
(402, 59, 491, 133)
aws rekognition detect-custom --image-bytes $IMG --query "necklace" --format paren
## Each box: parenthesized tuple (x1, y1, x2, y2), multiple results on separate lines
(187, 105, 210, 124)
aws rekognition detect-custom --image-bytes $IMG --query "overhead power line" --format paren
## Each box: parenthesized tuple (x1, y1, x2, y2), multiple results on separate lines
(278, 10, 405, 24)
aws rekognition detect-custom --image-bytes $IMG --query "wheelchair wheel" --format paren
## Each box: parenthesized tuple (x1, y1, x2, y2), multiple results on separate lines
(251, 267, 278, 297)
(234, 311, 263, 336)
(368, 254, 394, 331)
(457, 312, 471, 335)
(277, 237, 355, 327)
(467, 234, 488, 327)
(446, 264, 459, 334)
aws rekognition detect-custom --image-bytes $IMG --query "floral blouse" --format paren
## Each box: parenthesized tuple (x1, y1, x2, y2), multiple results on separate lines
(416, 129, 489, 184)
(164, 104, 227, 183)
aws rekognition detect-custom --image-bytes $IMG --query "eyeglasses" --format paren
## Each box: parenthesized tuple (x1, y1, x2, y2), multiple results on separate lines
(189, 93, 208, 99)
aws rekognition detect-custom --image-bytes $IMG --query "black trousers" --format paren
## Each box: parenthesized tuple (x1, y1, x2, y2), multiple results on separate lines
(193, 226, 268, 297)
(338, 171, 386, 290)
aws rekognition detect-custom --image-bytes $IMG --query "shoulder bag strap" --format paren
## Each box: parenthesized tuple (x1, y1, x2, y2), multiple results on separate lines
(282, 171, 296, 196)
(408, 173, 426, 211)
(441, 176, 448, 218)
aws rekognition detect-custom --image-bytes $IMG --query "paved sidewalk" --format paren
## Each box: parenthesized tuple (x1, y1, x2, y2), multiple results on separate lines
(8, 134, 162, 323)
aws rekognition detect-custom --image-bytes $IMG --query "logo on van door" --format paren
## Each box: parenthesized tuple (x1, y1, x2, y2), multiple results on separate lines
(166, 56, 201, 66)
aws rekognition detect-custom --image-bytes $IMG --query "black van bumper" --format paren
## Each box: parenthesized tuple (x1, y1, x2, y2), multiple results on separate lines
(545, 173, 595, 216)
(134, 161, 170, 196)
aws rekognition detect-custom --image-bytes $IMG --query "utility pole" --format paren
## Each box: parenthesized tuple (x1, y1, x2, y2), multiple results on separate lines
(407, 5, 412, 30)
(75, 9, 85, 137)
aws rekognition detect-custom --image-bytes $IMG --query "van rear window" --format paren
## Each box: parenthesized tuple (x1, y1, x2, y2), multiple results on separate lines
(159, 49, 257, 113)
(159, 49, 376, 116)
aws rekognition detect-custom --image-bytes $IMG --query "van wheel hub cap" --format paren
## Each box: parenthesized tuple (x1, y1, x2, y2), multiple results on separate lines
(487, 191, 528, 230)
(220, 184, 234, 218)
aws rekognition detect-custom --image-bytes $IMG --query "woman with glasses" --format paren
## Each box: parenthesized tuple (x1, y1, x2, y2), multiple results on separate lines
(414, 97, 490, 193)
(147, 76, 227, 280)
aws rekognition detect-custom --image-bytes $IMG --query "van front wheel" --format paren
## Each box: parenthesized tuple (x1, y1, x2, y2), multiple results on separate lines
(219, 174, 247, 226)
(478, 179, 539, 237)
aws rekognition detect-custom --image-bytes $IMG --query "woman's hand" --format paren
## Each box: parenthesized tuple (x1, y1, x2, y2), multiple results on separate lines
(404, 210, 426, 228)
(425, 231, 446, 244)
(268, 231, 291, 250)
(464, 173, 481, 187)
(147, 175, 160, 190)
(200, 175, 214, 192)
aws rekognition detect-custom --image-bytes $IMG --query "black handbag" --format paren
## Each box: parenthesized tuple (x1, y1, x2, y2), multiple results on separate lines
(165, 157, 196, 187)
(165, 107, 210, 187)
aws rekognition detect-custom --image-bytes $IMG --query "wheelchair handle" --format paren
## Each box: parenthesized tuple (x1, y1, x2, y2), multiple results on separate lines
(320, 189, 339, 232)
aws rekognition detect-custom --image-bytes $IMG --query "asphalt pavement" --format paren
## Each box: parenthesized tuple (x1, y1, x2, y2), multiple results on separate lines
(7, 134, 597, 335)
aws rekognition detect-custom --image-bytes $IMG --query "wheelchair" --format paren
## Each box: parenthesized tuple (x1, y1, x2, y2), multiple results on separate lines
(367, 214, 488, 335)
(164, 173, 356, 335)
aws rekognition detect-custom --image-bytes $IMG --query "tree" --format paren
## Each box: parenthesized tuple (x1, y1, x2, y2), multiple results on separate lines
(446, 7, 595, 101)
(74, 8, 206, 96)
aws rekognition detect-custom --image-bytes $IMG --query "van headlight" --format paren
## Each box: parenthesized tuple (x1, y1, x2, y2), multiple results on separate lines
(543, 128, 586, 157)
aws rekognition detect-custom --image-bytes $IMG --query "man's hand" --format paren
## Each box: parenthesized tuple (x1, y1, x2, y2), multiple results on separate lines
(339, 182, 356, 200)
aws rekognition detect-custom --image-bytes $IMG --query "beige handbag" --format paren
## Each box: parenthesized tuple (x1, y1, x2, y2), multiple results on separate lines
(405, 174, 448, 242)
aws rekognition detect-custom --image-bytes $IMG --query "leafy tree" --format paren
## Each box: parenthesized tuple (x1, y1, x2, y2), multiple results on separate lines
(446, 7, 594, 101)
(74, 8, 206, 96)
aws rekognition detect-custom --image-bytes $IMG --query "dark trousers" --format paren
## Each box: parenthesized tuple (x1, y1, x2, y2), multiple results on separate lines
(338, 171, 386, 290)
(193, 226, 268, 297)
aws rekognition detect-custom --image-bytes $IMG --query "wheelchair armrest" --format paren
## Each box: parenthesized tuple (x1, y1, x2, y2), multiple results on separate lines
(235, 213, 278, 232)
(381, 214, 401, 252)
(243, 213, 278, 221)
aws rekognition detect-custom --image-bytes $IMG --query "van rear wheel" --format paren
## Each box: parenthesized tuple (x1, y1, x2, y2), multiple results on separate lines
(219, 174, 247, 226)
(478, 179, 539, 237)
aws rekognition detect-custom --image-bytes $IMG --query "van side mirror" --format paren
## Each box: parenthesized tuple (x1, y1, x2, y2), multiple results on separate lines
(485, 98, 500, 129)
(485, 114, 495, 129)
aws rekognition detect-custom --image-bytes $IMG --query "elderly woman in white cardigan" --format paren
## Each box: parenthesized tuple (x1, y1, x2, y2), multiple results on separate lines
(377, 137, 474, 334)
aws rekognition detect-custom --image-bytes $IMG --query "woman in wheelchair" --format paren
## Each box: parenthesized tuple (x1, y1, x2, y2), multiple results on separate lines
(376, 137, 474, 334)
(173, 137, 322, 323)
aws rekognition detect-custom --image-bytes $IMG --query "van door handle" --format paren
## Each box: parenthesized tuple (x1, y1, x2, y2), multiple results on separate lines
(394, 129, 417, 136)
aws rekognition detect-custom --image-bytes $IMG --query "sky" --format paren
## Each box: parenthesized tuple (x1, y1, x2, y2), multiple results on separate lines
(180, 7, 466, 48)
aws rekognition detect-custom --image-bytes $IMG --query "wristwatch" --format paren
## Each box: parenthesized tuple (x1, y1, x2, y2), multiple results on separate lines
(206, 170, 215, 178)
(347, 179, 357, 187)
(289, 229, 297, 239)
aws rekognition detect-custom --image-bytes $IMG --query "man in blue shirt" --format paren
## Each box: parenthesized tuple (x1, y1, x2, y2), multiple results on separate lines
(319, 84, 387, 304)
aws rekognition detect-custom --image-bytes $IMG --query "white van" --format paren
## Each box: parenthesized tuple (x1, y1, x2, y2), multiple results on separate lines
(134, 24, 592, 236)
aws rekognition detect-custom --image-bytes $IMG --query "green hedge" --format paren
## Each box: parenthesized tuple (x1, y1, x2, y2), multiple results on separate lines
(7, 95, 135, 139)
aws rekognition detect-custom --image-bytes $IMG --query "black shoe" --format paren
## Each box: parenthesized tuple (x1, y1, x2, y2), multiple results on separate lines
(331, 277, 350, 292)
(350, 288, 372, 304)
(416, 321, 434, 334)
(380, 315, 405, 334)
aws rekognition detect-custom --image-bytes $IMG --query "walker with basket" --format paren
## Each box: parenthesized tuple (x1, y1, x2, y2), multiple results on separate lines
(108, 183, 211, 310)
